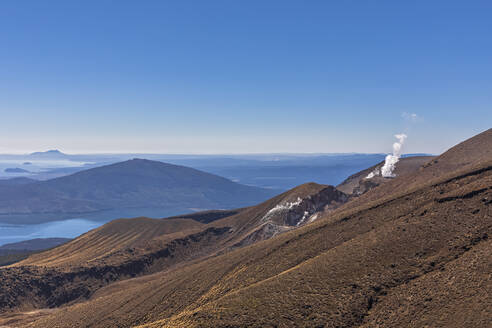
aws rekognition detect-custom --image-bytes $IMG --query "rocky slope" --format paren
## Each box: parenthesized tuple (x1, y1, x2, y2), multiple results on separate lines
(336, 156, 433, 196)
(0, 181, 347, 319)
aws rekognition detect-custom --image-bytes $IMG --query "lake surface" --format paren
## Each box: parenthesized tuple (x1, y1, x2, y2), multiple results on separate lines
(0, 207, 191, 247)
(0, 219, 102, 246)
(0, 159, 90, 179)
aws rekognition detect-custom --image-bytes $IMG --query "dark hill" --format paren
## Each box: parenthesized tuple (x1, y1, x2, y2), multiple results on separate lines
(0, 177, 36, 186)
(0, 159, 277, 216)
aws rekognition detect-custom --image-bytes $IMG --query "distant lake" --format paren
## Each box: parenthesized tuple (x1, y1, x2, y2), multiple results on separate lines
(0, 219, 102, 246)
(0, 207, 190, 246)
(0, 159, 91, 178)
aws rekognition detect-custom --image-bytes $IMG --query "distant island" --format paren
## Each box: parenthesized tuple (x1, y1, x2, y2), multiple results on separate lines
(29, 149, 67, 158)
(4, 168, 30, 173)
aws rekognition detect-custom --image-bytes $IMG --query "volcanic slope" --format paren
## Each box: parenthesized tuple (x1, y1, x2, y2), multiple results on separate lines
(17, 217, 205, 268)
(0, 180, 346, 325)
(3, 129, 492, 327)
(336, 155, 433, 196)
(13, 182, 343, 269)
(338, 128, 492, 210)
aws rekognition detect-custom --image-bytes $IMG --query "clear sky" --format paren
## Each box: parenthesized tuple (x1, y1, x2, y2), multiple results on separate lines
(0, 1, 491, 154)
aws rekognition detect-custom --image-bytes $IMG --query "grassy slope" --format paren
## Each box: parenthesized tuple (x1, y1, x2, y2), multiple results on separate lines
(16, 218, 204, 268)
(14, 183, 331, 270)
(16, 129, 491, 327)
(0, 182, 336, 324)
(23, 161, 491, 328)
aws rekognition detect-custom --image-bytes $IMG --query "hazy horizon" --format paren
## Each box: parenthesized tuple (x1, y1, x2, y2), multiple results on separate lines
(0, 126, 483, 156)
(0, 149, 434, 156)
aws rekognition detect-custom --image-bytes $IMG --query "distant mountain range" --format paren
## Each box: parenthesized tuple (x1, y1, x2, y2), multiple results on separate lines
(0, 151, 433, 190)
(0, 159, 277, 217)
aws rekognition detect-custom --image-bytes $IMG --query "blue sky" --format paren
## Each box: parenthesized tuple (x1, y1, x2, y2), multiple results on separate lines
(0, 1, 491, 154)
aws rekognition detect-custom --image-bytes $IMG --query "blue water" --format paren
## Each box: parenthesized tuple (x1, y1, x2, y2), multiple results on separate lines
(0, 219, 102, 246)
(0, 159, 90, 179)
(0, 207, 190, 247)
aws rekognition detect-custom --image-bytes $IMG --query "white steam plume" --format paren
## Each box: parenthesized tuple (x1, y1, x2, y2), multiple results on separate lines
(381, 134, 407, 178)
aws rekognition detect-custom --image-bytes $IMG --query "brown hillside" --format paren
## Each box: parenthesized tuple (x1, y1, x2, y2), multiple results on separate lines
(1, 128, 491, 327)
(19, 148, 491, 328)
(16, 218, 204, 268)
(0, 182, 346, 321)
(15, 183, 341, 270)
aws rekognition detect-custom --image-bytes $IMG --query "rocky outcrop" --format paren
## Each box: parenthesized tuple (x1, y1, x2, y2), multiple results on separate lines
(235, 186, 349, 247)
(262, 185, 348, 227)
